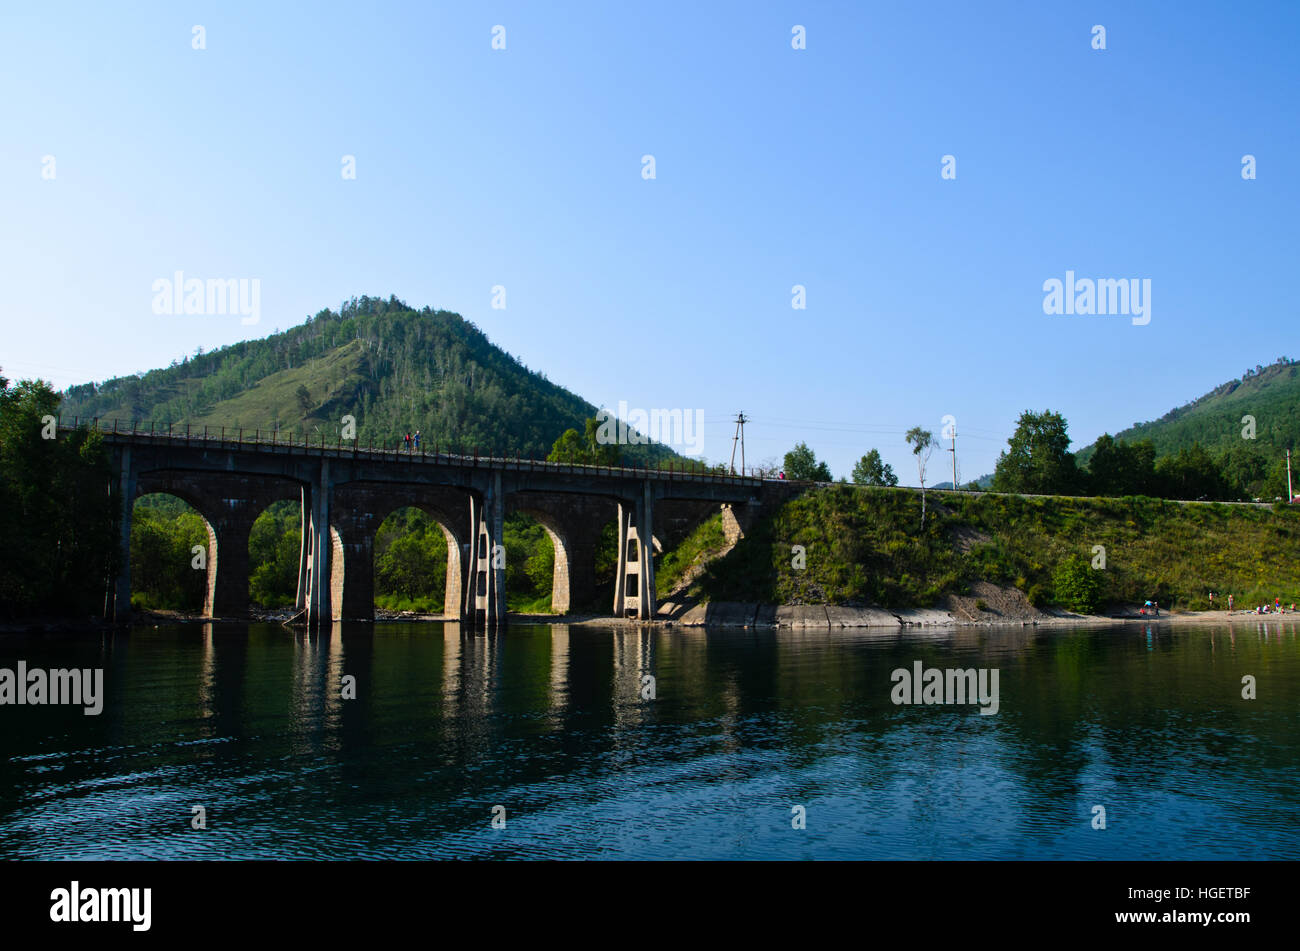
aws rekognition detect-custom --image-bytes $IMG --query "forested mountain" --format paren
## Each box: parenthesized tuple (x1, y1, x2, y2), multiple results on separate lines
(60, 295, 676, 462)
(1076, 357, 1300, 464)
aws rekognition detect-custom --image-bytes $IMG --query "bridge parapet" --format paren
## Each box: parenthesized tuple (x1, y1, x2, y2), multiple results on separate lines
(65, 420, 768, 493)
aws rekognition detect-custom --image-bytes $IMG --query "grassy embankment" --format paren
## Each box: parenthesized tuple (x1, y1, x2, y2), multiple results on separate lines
(677, 485, 1300, 612)
(655, 512, 728, 599)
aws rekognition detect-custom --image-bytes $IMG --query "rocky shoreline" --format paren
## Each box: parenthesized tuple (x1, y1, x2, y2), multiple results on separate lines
(537, 604, 1285, 630)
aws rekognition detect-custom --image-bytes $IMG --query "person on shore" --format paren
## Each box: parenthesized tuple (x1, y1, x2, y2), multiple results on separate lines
(1228, 593, 1234, 612)
(1209, 591, 1214, 609)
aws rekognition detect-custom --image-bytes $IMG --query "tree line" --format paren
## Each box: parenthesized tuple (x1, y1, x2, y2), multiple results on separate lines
(778, 409, 1292, 503)
(990, 410, 1291, 501)
(0, 372, 117, 618)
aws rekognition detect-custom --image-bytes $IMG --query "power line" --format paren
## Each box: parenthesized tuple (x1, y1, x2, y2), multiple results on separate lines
(731, 418, 1004, 441)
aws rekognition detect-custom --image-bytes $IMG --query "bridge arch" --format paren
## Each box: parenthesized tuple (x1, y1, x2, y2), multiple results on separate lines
(134, 470, 301, 617)
(328, 483, 472, 621)
(370, 504, 464, 617)
(247, 499, 307, 611)
(129, 491, 218, 614)
(505, 493, 619, 615)
(510, 507, 570, 613)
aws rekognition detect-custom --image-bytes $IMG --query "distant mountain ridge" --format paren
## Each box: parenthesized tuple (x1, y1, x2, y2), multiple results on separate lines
(58, 295, 678, 463)
(1075, 356, 1299, 463)
(959, 357, 1299, 487)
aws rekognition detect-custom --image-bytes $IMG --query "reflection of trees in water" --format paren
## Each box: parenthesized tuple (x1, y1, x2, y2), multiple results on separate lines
(993, 623, 1300, 824)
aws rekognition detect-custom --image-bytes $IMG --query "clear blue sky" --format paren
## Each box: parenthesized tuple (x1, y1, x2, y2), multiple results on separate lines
(3, 1, 1296, 482)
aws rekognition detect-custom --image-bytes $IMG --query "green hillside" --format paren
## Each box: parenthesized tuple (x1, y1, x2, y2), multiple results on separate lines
(59, 295, 676, 462)
(697, 484, 1300, 613)
(1077, 356, 1300, 464)
(967, 357, 1298, 500)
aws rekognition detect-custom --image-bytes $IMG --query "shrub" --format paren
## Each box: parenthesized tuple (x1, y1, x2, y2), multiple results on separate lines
(1051, 554, 1104, 614)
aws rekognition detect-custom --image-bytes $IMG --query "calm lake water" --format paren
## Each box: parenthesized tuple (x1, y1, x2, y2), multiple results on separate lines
(1, 621, 1296, 860)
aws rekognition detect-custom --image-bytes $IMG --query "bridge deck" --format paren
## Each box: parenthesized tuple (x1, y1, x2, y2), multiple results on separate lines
(64, 419, 766, 488)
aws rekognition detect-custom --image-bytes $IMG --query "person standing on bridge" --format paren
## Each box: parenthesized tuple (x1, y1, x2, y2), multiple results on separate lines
(414, 430, 421, 450)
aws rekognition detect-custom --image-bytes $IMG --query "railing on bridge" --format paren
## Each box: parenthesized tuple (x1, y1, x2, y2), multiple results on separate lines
(59, 417, 771, 487)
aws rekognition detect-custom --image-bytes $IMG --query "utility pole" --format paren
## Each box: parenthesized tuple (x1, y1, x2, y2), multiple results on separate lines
(947, 424, 958, 490)
(1288, 448, 1293, 503)
(729, 412, 747, 475)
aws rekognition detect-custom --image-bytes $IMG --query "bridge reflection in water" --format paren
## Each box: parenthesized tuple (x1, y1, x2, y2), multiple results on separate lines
(3, 620, 1298, 859)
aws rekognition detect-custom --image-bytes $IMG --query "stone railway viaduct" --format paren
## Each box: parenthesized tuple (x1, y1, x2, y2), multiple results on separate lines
(90, 426, 794, 628)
